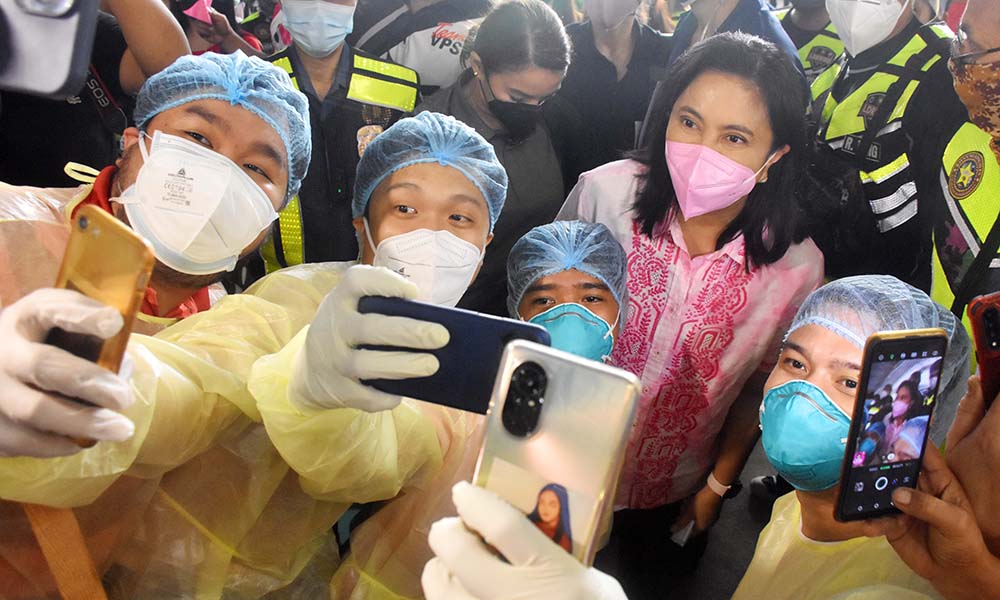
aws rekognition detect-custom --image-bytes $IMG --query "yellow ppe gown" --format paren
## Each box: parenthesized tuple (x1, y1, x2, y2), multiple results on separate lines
(0, 236, 444, 599)
(732, 493, 942, 600)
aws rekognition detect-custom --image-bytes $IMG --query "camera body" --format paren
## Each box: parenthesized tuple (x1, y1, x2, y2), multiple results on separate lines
(501, 361, 547, 437)
(0, 0, 99, 98)
(474, 340, 640, 565)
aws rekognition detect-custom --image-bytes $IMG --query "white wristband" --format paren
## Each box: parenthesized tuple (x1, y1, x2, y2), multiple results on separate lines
(706, 472, 731, 497)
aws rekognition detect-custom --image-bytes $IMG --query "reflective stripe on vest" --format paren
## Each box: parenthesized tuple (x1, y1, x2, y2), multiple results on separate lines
(261, 53, 304, 273)
(820, 24, 951, 142)
(260, 51, 417, 272)
(348, 54, 419, 112)
(932, 122, 1000, 344)
(817, 24, 953, 232)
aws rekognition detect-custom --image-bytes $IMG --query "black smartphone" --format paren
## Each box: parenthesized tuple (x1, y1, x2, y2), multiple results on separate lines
(357, 296, 551, 414)
(835, 328, 949, 522)
(0, 0, 99, 98)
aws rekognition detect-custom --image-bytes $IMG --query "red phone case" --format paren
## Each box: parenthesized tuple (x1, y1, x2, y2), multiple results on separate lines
(968, 292, 1000, 407)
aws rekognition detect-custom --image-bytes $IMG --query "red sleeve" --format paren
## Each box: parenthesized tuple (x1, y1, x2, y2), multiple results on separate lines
(241, 31, 263, 51)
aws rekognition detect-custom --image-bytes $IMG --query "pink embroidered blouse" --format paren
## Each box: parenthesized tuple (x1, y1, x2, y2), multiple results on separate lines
(558, 160, 824, 509)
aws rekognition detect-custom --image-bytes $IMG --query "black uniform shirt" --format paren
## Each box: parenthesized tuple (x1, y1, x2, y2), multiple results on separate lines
(560, 20, 672, 164)
(288, 44, 368, 262)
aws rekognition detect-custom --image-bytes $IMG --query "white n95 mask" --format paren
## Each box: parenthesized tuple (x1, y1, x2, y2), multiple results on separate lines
(118, 131, 278, 276)
(365, 221, 484, 307)
(826, 0, 909, 57)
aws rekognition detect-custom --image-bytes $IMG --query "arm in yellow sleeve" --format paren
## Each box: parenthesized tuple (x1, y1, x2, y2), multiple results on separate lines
(251, 327, 444, 504)
(0, 264, 345, 507)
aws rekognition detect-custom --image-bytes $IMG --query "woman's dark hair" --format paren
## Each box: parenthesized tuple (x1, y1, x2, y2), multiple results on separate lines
(170, 0, 245, 36)
(895, 379, 927, 420)
(630, 32, 811, 270)
(466, 0, 571, 74)
(527, 483, 573, 548)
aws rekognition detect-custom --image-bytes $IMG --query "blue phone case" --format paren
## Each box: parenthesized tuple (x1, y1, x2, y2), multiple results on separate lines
(357, 296, 551, 414)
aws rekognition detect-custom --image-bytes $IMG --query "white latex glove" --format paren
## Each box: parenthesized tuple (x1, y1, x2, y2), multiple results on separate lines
(0, 288, 135, 458)
(422, 481, 628, 600)
(290, 265, 451, 413)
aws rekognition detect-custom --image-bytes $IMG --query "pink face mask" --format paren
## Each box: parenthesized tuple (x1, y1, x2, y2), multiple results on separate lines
(665, 140, 772, 220)
(892, 399, 909, 418)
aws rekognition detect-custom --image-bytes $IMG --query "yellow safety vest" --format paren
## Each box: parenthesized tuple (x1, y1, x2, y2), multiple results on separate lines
(260, 49, 419, 273)
(775, 9, 844, 83)
(932, 122, 1000, 345)
(811, 23, 953, 234)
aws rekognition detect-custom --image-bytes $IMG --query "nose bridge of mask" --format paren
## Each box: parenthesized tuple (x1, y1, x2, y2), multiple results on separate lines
(760, 379, 851, 491)
(130, 131, 277, 256)
(694, 146, 755, 185)
(528, 302, 615, 360)
(375, 227, 483, 266)
(130, 131, 232, 252)
(532, 302, 610, 329)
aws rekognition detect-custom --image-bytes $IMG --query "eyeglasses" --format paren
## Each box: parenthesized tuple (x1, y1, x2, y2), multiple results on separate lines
(950, 28, 1000, 67)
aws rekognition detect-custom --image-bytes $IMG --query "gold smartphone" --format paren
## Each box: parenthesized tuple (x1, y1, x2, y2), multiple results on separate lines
(45, 205, 154, 401)
(474, 340, 640, 565)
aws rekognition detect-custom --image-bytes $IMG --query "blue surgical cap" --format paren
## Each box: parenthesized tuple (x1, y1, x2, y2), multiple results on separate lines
(134, 51, 311, 204)
(506, 221, 628, 323)
(352, 111, 508, 230)
(786, 275, 971, 444)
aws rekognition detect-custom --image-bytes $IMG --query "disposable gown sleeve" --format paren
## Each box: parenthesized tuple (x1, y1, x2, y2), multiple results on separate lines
(251, 330, 445, 504)
(0, 263, 344, 507)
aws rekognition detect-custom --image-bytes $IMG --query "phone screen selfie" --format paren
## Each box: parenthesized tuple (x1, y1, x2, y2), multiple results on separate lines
(838, 334, 947, 521)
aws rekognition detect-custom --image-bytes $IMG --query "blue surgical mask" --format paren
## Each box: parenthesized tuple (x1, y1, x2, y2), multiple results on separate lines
(280, 0, 354, 58)
(759, 380, 851, 492)
(527, 303, 616, 362)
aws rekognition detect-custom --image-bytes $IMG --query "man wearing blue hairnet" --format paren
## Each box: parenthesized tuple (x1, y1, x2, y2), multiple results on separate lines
(731, 275, 970, 600)
(507, 221, 628, 363)
(0, 46, 507, 597)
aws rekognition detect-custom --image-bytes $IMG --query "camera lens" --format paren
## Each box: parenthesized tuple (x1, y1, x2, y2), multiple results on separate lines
(501, 361, 547, 438)
(986, 308, 1000, 350)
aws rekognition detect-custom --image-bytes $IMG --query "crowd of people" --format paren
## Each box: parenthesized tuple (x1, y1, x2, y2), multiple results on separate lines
(0, 0, 998, 599)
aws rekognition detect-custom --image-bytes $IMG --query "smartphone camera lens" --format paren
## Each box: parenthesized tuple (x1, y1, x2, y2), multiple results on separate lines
(501, 361, 547, 438)
(78, 215, 88, 230)
(985, 307, 1000, 350)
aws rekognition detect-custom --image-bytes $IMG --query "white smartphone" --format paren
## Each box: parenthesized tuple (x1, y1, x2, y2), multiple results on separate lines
(473, 340, 640, 565)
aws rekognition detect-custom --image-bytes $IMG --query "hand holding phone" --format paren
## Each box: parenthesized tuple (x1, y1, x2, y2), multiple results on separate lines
(357, 296, 550, 414)
(47, 206, 153, 373)
(422, 481, 629, 600)
(836, 328, 948, 522)
(968, 292, 1000, 407)
(42, 205, 152, 447)
(474, 340, 639, 565)
(290, 265, 452, 414)
(0, 288, 134, 458)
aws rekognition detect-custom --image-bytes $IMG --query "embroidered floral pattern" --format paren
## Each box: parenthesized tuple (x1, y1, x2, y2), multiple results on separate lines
(613, 221, 755, 508)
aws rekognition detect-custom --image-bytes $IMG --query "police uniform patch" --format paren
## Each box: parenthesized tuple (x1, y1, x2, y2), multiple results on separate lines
(949, 150, 985, 200)
(858, 93, 886, 125)
(807, 46, 837, 71)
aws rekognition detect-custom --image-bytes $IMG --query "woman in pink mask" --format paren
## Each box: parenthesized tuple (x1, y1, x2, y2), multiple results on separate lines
(557, 31, 824, 599)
